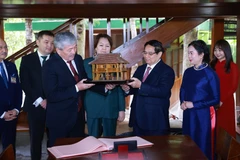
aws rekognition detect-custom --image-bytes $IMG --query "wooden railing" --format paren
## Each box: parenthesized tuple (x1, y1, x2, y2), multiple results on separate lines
(6, 18, 82, 62)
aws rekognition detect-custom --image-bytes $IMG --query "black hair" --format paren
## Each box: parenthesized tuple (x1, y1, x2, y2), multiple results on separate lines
(37, 30, 54, 40)
(94, 33, 113, 49)
(144, 40, 165, 54)
(210, 39, 233, 73)
(188, 40, 210, 64)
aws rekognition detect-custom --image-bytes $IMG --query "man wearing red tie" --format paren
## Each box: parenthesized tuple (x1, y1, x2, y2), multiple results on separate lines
(42, 31, 95, 147)
(0, 38, 22, 155)
(122, 40, 175, 136)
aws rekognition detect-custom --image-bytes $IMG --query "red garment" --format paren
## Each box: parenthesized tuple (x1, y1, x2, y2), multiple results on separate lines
(210, 106, 216, 160)
(215, 60, 239, 138)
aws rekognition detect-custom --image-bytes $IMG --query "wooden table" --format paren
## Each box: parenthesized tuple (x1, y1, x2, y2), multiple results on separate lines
(48, 135, 207, 160)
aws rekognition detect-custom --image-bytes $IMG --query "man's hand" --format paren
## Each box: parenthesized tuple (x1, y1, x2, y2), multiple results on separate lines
(40, 99, 47, 109)
(76, 79, 95, 91)
(4, 111, 17, 121)
(127, 78, 141, 88)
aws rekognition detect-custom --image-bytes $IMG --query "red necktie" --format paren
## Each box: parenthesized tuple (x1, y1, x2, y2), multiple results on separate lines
(67, 61, 79, 82)
(67, 61, 82, 111)
(142, 67, 151, 82)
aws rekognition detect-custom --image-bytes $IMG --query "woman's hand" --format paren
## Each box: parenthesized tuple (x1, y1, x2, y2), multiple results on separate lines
(105, 84, 116, 90)
(118, 111, 125, 122)
(120, 84, 130, 93)
(181, 101, 194, 110)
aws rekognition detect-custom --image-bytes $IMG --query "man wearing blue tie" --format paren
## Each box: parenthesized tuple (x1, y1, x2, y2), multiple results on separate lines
(0, 38, 22, 155)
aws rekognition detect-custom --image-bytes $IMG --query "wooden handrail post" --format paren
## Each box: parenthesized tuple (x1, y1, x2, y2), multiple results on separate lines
(107, 18, 111, 37)
(88, 18, 94, 57)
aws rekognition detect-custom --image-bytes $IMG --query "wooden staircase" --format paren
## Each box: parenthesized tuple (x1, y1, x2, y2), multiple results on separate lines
(113, 17, 207, 67)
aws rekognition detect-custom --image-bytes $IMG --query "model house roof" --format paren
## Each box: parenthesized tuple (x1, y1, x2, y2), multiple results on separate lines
(89, 53, 129, 64)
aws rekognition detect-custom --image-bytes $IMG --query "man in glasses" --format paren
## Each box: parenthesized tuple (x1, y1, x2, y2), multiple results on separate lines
(122, 39, 175, 136)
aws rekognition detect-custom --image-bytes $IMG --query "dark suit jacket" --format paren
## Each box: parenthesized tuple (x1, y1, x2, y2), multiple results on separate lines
(0, 60, 22, 129)
(129, 60, 175, 132)
(20, 51, 49, 112)
(42, 53, 87, 129)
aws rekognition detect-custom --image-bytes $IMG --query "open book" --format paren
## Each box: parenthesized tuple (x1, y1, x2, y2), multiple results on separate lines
(48, 136, 153, 159)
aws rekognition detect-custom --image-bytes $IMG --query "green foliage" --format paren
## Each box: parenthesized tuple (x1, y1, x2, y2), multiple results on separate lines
(5, 31, 26, 56)
(4, 19, 26, 56)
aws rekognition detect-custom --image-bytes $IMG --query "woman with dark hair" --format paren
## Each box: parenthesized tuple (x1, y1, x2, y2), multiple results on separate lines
(180, 40, 220, 160)
(210, 39, 239, 138)
(83, 33, 125, 137)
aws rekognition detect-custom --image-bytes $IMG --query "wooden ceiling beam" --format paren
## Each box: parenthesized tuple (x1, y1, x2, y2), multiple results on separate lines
(0, 3, 240, 18)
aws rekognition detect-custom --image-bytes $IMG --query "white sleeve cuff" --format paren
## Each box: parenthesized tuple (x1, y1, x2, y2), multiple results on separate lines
(0, 112, 6, 119)
(14, 109, 19, 115)
(105, 88, 108, 93)
(33, 97, 43, 107)
(75, 85, 79, 92)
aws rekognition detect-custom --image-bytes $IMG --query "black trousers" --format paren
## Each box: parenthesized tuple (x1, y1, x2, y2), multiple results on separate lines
(0, 118, 17, 154)
(27, 106, 46, 160)
(47, 109, 85, 147)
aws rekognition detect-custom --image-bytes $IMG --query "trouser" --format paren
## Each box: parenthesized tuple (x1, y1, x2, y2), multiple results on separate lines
(87, 118, 117, 137)
(1, 118, 17, 155)
(27, 107, 46, 160)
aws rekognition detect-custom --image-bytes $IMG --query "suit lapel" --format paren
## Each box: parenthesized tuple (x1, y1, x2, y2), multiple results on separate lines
(32, 52, 42, 75)
(143, 60, 163, 82)
(73, 56, 81, 80)
(55, 53, 76, 82)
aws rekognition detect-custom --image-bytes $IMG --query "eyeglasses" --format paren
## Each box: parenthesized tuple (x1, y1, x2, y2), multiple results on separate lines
(142, 51, 156, 56)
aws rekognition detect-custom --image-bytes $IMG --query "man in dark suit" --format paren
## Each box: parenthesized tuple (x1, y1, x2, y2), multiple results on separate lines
(42, 31, 95, 147)
(122, 40, 175, 136)
(0, 38, 22, 154)
(20, 30, 54, 160)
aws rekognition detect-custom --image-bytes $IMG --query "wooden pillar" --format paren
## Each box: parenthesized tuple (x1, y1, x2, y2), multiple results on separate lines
(211, 19, 224, 56)
(88, 18, 94, 57)
(107, 18, 111, 37)
(0, 19, 4, 40)
(236, 16, 240, 106)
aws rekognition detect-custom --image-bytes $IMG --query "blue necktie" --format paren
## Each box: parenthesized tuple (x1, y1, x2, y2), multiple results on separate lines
(0, 62, 8, 88)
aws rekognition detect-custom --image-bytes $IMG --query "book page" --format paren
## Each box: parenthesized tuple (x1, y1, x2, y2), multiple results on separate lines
(98, 136, 154, 150)
(48, 136, 108, 158)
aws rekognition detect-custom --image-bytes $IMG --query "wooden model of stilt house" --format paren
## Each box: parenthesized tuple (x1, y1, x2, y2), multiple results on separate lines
(88, 53, 129, 81)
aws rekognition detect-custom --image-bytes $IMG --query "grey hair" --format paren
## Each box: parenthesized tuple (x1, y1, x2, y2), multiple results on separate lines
(54, 31, 77, 50)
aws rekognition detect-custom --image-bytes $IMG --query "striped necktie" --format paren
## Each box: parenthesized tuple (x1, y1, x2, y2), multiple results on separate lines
(142, 67, 151, 82)
(0, 62, 8, 88)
